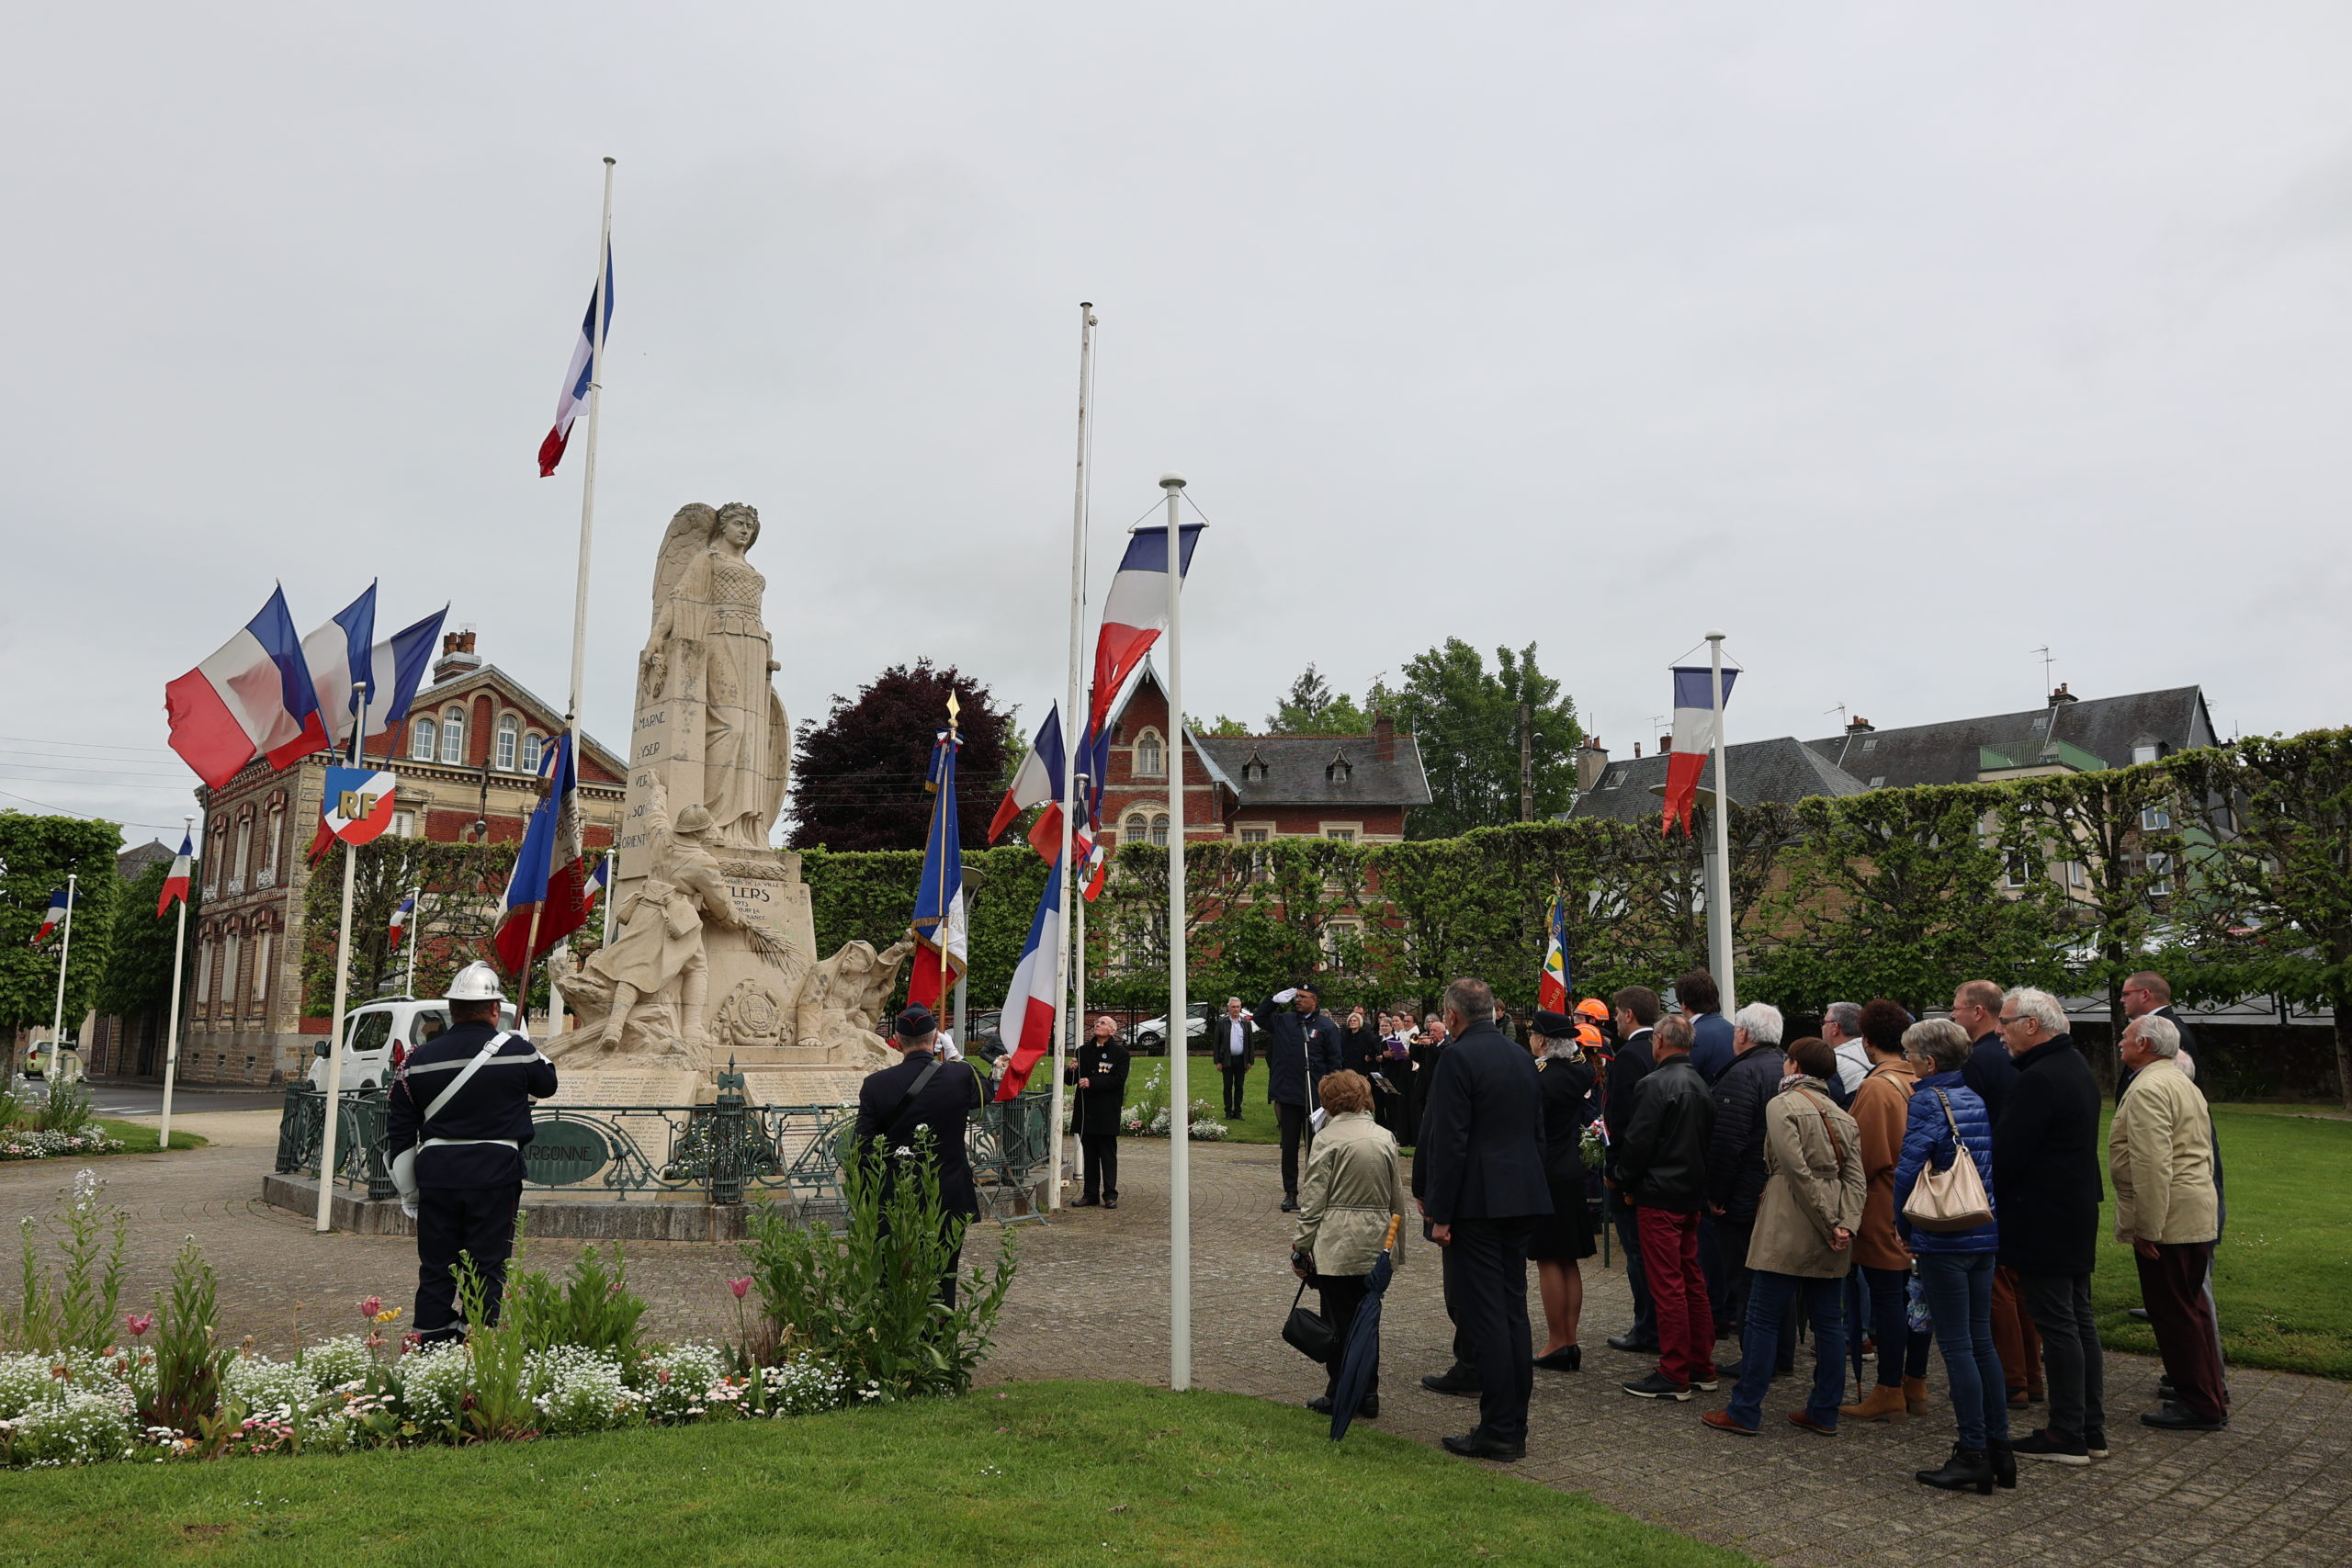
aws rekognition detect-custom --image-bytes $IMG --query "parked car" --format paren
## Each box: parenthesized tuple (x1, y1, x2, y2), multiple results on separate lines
(1129, 1001, 1213, 1055)
(307, 997, 523, 1092)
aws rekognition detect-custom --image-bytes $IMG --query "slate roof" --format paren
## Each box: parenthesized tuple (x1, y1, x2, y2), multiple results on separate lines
(1572, 737, 1868, 824)
(1194, 733, 1434, 810)
(117, 840, 175, 879)
(1799, 687, 2216, 789)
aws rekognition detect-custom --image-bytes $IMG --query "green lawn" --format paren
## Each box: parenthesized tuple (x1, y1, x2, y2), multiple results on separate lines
(94, 1118, 209, 1152)
(2092, 1104, 2352, 1380)
(0, 1382, 1749, 1568)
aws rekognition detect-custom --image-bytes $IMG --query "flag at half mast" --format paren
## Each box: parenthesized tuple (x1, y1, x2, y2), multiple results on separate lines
(905, 721, 967, 1011)
(1661, 665, 1739, 836)
(1537, 888, 1571, 1014)
(539, 242, 614, 477)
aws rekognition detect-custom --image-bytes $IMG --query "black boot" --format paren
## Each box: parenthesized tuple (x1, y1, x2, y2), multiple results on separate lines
(1988, 1438, 2017, 1491)
(1917, 1443, 1995, 1495)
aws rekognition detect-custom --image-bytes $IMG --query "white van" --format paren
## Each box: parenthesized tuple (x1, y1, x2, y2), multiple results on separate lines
(307, 998, 524, 1092)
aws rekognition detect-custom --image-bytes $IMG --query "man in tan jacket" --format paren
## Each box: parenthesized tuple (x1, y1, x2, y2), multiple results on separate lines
(1841, 1002, 1924, 1423)
(2109, 1015, 2226, 1432)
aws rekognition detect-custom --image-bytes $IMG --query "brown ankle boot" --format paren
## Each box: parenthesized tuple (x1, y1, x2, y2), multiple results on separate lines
(1839, 1384, 1910, 1423)
(1904, 1376, 1931, 1416)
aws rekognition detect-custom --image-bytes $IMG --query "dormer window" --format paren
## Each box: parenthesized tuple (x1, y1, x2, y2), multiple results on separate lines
(411, 716, 437, 761)
(2132, 741, 2160, 765)
(1326, 750, 1353, 785)
(1243, 751, 1270, 784)
(496, 715, 520, 772)
(1134, 730, 1164, 778)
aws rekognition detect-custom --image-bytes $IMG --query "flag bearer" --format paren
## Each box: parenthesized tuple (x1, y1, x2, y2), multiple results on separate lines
(388, 962, 557, 1344)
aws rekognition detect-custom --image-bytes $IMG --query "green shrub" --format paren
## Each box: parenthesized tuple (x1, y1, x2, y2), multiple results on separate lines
(6, 1171, 128, 1354)
(505, 1243, 648, 1359)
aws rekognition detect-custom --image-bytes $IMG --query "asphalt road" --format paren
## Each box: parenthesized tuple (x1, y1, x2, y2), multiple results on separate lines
(75, 1081, 286, 1117)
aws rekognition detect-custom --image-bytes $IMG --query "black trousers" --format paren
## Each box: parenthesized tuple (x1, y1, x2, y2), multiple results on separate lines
(1606, 1185, 1656, 1344)
(1315, 1272, 1376, 1398)
(1450, 1216, 1536, 1446)
(1277, 1101, 1310, 1198)
(2018, 1269, 2107, 1444)
(1220, 1066, 1249, 1119)
(1080, 1134, 1119, 1201)
(1433, 1221, 1475, 1374)
(414, 1181, 523, 1343)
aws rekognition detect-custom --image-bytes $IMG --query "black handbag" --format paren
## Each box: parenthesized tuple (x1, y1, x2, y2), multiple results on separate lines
(1282, 1277, 1334, 1361)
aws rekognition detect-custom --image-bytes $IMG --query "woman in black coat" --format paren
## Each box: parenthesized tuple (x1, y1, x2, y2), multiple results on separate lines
(1525, 1010, 1600, 1371)
(1066, 1013, 1130, 1209)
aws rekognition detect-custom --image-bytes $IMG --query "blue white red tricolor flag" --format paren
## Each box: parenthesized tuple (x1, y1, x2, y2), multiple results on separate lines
(34, 886, 71, 946)
(1537, 889, 1571, 1014)
(302, 592, 448, 750)
(987, 705, 1067, 863)
(322, 768, 401, 846)
(581, 852, 612, 919)
(1661, 665, 1739, 836)
(158, 834, 194, 918)
(992, 858, 1065, 1102)
(1088, 524, 1204, 733)
(164, 586, 325, 788)
(493, 734, 586, 974)
(538, 244, 615, 478)
(905, 728, 967, 1010)
(389, 892, 415, 951)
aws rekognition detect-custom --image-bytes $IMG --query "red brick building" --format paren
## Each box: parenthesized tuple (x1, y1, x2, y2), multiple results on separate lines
(1098, 663, 1431, 848)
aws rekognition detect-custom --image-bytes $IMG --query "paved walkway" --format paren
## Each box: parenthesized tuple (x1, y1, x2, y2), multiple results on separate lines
(5, 1122, 2346, 1568)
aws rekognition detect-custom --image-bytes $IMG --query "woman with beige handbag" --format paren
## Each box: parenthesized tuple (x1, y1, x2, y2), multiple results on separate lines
(1893, 1018, 2008, 1495)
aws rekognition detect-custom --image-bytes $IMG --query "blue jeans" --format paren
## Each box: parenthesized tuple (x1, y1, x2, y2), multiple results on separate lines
(1917, 1252, 2010, 1450)
(1726, 1270, 1844, 1431)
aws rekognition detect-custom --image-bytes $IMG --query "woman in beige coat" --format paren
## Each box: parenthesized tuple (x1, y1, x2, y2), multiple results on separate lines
(1291, 1070, 1412, 1417)
(1702, 1039, 1867, 1438)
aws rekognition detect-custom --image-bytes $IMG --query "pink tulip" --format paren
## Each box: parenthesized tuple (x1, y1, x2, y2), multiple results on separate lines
(658, 1368, 673, 1385)
(357, 1295, 382, 1319)
(124, 1313, 154, 1337)
(728, 1278, 752, 1300)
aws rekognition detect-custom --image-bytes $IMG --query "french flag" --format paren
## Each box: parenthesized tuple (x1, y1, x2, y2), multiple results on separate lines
(992, 859, 1064, 1102)
(581, 852, 611, 919)
(905, 729, 967, 1011)
(300, 589, 448, 750)
(34, 886, 71, 946)
(158, 835, 194, 918)
(1088, 524, 1204, 734)
(538, 244, 615, 478)
(986, 705, 1067, 863)
(1661, 665, 1738, 836)
(493, 734, 587, 974)
(389, 892, 414, 951)
(164, 587, 325, 789)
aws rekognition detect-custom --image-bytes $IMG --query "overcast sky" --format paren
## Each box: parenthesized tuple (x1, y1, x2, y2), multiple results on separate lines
(6, 4, 2347, 845)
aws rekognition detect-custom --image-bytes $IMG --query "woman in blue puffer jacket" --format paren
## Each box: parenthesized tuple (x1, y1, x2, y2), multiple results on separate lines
(1894, 1017, 2009, 1496)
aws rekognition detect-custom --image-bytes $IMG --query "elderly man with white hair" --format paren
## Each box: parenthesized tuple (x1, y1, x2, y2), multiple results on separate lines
(1702, 1001, 1789, 1353)
(1991, 986, 2109, 1464)
(2111, 1013, 2228, 1431)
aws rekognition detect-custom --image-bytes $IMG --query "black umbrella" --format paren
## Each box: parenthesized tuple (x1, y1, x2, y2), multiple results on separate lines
(1327, 1215, 1404, 1441)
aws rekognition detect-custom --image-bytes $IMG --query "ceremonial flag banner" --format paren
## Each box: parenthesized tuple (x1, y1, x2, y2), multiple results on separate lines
(1537, 890, 1571, 1013)
(906, 729, 967, 1010)
(299, 584, 378, 750)
(322, 768, 400, 846)
(164, 586, 325, 788)
(1088, 524, 1204, 732)
(538, 243, 615, 477)
(493, 735, 586, 973)
(1661, 665, 1739, 836)
(987, 705, 1067, 862)
(158, 834, 194, 918)
(389, 892, 414, 951)
(34, 886, 70, 946)
(582, 853, 611, 919)
(993, 859, 1065, 1101)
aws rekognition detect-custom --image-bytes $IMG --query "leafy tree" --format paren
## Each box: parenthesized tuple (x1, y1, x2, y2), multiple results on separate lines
(0, 814, 121, 1034)
(1191, 714, 1251, 738)
(300, 836, 522, 1013)
(96, 859, 201, 1021)
(1265, 665, 1369, 736)
(1370, 640, 1582, 838)
(787, 661, 1014, 853)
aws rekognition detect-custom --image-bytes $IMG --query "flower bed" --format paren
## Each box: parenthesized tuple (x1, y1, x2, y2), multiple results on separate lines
(0, 1129, 125, 1163)
(1118, 1066, 1229, 1140)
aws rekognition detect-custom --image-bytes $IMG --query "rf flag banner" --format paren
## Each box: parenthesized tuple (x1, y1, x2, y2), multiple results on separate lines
(322, 768, 399, 845)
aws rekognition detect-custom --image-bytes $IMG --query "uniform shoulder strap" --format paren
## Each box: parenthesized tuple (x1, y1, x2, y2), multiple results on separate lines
(425, 1031, 514, 1122)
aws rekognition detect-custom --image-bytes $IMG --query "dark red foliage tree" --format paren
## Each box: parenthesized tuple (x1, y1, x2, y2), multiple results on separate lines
(786, 660, 1014, 852)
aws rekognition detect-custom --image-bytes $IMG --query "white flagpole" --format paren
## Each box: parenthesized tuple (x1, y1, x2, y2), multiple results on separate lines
(1050, 302, 1096, 1211)
(156, 817, 193, 1153)
(404, 886, 422, 998)
(316, 681, 370, 1232)
(1160, 472, 1193, 1392)
(48, 874, 77, 1074)
(1705, 630, 1736, 1016)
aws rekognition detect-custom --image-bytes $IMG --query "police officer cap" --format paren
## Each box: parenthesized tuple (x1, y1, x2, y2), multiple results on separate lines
(1531, 1009, 1577, 1040)
(894, 1005, 938, 1040)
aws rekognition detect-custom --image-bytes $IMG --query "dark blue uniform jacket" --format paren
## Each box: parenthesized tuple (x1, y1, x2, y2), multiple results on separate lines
(386, 1020, 557, 1188)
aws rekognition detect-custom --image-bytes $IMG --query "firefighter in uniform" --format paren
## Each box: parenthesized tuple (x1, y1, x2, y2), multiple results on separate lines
(387, 962, 557, 1344)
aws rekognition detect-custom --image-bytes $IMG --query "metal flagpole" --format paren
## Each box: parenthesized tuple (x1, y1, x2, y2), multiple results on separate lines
(404, 886, 422, 998)
(1160, 471, 1193, 1391)
(156, 817, 193, 1153)
(316, 681, 370, 1232)
(48, 874, 76, 1075)
(1050, 301, 1096, 1210)
(1705, 630, 1736, 1016)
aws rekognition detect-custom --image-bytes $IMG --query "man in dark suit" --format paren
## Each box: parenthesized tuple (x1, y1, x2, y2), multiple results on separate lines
(1254, 984, 1343, 1212)
(1066, 1013, 1131, 1208)
(1413, 976, 1551, 1462)
(1602, 986, 1663, 1354)
(1953, 977, 2039, 1404)
(855, 1005, 985, 1304)
(1214, 997, 1254, 1120)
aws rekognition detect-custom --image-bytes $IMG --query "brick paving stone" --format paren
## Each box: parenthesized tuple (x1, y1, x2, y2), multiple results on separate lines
(5, 1124, 2347, 1568)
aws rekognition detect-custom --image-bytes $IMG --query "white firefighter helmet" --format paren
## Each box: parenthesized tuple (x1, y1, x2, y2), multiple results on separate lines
(446, 961, 507, 1003)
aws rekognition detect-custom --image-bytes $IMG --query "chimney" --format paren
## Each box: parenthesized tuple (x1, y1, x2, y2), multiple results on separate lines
(1847, 716, 1874, 735)
(434, 627, 481, 683)
(2049, 682, 2077, 705)
(1634, 740, 1643, 759)
(1372, 710, 1396, 763)
(1575, 736, 1610, 794)
(1660, 734, 1674, 755)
